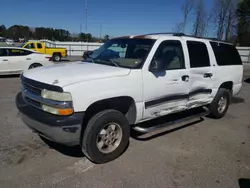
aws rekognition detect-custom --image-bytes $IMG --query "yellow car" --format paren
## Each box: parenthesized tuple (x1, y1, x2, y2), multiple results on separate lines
(22, 41, 67, 61)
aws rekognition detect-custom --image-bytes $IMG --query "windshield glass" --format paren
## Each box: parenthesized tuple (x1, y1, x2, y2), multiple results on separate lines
(84, 38, 156, 69)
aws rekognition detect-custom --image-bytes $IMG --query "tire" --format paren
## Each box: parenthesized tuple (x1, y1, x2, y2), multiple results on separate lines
(81, 109, 130, 164)
(28, 63, 42, 69)
(208, 88, 230, 119)
(53, 53, 61, 62)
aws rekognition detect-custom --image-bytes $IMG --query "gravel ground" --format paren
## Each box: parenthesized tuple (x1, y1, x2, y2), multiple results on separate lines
(0, 65, 250, 188)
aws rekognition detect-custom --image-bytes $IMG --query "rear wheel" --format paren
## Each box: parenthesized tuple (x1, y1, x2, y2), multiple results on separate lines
(28, 63, 42, 69)
(208, 88, 230, 119)
(53, 53, 61, 62)
(81, 109, 130, 164)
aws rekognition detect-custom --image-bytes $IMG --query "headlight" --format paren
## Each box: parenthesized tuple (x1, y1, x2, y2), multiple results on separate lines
(42, 104, 73, 116)
(41, 89, 72, 101)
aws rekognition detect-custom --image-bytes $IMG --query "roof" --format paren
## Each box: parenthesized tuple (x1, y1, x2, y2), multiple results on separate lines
(112, 33, 232, 44)
(0, 46, 37, 52)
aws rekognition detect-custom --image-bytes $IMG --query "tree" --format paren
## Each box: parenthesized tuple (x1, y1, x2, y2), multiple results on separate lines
(104, 35, 109, 42)
(211, 0, 236, 40)
(182, 0, 195, 32)
(174, 0, 194, 33)
(236, 0, 250, 46)
(0, 25, 6, 37)
(192, 0, 206, 37)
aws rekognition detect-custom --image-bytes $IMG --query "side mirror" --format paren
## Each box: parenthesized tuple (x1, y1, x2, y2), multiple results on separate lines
(149, 59, 162, 72)
(83, 51, 93, 59)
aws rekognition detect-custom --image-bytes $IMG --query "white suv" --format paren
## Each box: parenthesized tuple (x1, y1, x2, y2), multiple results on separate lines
(16, 33, 243, 164)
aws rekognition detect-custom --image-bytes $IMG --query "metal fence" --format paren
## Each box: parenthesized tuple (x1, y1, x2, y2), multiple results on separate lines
(236, 47, 250, 64)
(37, 40, 103, 56)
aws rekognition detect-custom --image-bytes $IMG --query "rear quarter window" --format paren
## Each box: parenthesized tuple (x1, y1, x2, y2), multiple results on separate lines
(210, 42, 242, 66)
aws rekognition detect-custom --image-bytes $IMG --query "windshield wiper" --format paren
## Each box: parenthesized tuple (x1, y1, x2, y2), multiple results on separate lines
(108, 59, 120, 67)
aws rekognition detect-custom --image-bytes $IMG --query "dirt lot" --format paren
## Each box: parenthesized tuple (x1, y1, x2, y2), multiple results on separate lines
(0, 65, 250, 188)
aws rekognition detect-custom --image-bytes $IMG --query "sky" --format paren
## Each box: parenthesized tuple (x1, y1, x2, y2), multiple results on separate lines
(0, 0, 213, 37)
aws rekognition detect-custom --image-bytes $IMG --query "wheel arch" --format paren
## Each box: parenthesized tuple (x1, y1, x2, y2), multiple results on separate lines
(28, 62, 43, 69)
(219, 81, 233, 91)
(82, 96, 137, 131)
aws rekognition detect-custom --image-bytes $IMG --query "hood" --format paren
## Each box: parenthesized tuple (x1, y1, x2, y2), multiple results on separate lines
(23, 61, 131, 87)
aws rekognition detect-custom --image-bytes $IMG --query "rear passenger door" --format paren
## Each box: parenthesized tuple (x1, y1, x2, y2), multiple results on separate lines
(0, 49, 10, 74)
(186, 41, 214, 108)
(8, 48, 33, 73)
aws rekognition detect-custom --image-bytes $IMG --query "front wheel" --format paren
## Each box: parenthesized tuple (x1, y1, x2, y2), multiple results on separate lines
(81, 109, 130, 164)
(208, 88, 230, 119)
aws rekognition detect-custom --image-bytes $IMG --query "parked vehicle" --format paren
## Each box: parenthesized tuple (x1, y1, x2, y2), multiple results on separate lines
(0, 47, 53, 75)
(5, 39, 14, 45)
(16, 33, 243, 164)
(22, 41, 67, 62)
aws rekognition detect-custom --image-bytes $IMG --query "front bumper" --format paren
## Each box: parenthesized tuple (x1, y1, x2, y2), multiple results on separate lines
(16, 92, 84, 146)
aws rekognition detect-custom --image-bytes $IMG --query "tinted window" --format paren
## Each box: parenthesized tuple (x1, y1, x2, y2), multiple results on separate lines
(24, 43, 35, 49)
(9, 49, 32, 56)
(187, 41, 210, 68)
(210, 42, 242, 65)
(150, 40, 185, 70)
(37, 43, 42, 49)
(0, 49, 8, 56)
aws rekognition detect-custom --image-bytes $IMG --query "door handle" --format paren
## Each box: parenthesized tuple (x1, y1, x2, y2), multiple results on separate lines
(204, 73, 213, 78)
(26, 58, 31, 60)
(181, 75, 189, 82)
(2, 59, 8, 61)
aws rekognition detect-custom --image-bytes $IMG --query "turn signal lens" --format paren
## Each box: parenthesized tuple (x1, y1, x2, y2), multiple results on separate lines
(42, 105, 73, 116)
(58, 108, 73, 116)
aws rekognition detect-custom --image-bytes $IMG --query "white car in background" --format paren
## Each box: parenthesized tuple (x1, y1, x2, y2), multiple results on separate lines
(0, 47, 53, 75)
(5, 39, 14, 45)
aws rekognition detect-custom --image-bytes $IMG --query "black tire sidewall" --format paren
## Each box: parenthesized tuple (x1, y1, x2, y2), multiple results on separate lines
(209, 88, 230, 119)
(53, 54, 61, 61)
(29, 63, 42, 69)
(82, 110, 130, 164)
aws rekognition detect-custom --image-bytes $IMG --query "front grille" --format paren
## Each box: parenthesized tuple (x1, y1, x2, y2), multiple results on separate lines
(21, 76, 44, 110)
(24, 97, 41, 108)
(22, 82, 41, 95)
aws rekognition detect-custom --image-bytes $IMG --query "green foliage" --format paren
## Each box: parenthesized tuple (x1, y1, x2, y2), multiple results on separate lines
(236, 0, 250, 46)
(0, 24, 107, 42)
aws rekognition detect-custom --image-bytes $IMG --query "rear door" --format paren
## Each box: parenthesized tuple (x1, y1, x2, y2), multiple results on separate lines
(8, 48, 33, 73)
(185, 40, 214, 108)
(0, 49, 10, 74)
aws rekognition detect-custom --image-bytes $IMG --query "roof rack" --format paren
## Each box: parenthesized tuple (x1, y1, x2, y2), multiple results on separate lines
(144, 32, 184, 36)
(144, 32, 226, 42)
(172, 33, 226, 42)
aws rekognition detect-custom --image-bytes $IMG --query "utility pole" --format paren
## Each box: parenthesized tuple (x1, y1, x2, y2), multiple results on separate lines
(80, 24, 82, 51)
(85, 0, 88, 51)
(99, 24, 102, 42)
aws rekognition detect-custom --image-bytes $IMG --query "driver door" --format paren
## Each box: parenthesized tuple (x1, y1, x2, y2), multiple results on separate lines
(142, 40, 190, 120)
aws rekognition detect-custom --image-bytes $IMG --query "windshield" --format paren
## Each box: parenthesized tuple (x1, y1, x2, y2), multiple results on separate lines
(85, 38, 156, 69)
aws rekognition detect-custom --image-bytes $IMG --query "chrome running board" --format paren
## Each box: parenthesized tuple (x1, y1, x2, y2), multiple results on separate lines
(133, 107, 210, 133)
